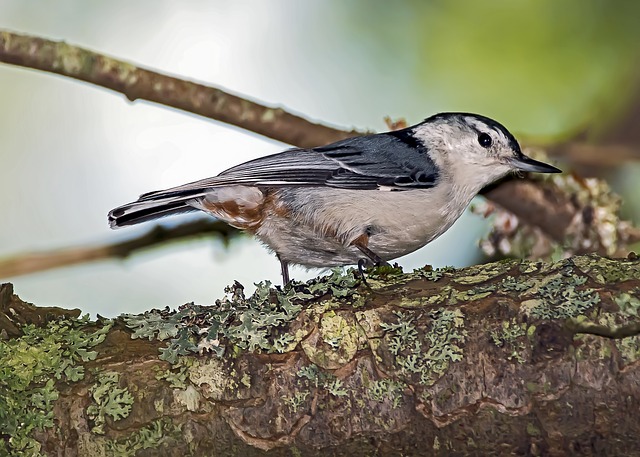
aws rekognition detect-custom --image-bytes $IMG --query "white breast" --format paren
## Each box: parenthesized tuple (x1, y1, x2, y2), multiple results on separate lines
(255, 179, 478, 267)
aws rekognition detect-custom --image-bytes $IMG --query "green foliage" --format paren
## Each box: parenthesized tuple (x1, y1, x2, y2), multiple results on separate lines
(87, 371, 134, 434)
(0, 316, 112, 456)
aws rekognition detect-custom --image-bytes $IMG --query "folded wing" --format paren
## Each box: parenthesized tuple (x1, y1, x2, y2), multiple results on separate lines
(108, 129, 439, 228)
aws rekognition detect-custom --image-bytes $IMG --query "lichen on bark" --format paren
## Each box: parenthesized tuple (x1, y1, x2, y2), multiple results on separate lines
(2, 253, 640, 456)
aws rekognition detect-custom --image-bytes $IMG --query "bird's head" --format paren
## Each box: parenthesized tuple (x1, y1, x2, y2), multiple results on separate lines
(413, 112, 560, 189)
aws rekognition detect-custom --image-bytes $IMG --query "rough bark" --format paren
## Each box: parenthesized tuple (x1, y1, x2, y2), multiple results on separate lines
(2, 253, 640, 456)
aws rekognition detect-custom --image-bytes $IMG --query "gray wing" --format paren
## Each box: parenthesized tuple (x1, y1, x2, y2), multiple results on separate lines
(316, 129, 439, 188)
(138, 130, 439, 201)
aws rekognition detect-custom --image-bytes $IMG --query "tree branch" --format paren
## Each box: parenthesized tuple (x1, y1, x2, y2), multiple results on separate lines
(0, 30, 361, 149)
(2, 254, 640, 455)
(0, 220, 238, 278)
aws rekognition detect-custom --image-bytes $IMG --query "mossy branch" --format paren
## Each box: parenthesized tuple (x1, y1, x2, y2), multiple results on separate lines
(3, 253, 640, 456)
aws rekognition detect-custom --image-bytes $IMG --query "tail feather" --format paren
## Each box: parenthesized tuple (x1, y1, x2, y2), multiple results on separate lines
(108, 189, 208, 228)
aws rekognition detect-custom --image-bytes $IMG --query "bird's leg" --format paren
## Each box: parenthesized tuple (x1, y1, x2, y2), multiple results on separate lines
(357, 258, 369, 284)
(278, 256, 291, 285)
(352, 234, 391, 267)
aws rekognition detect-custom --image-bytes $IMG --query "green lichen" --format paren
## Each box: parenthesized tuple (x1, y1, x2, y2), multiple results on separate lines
(174, 385, 202, 412)
(187, 358, 234, 401)
(355, 309, 384, 338)
(614, 291, 640, 317)
(87, 371, 134, 434)
(154, 357, 193, 390)
(398, 286, 451, 308)
(0, 316, 112, 456)
(307, 268, 361, 298)
(367, 378, 406, 408)
(615, 333, 640, 364)
(490, 318, 528, 363)
(452, 261, 513, 285)
(301, 311, 360, 369)
(523, 274, 600, 319)
(283, 391, 310, 414)
(271, 332, 297, 353)
(501, 275, 533, 293)
(296, 363, 347, 398)
(574, 299, 640, 364)
(381, 308, 466, 386)
(123, 271, 368, 363)
(104, 417, 182, 457)
(573, 255, 640, 284)
(450, 284, 495, 303)
(325, 378, 349, 397)
(519, 260, 541, 274)
(413, 265, 452, 282)
(240, 372, 251, 388)
(320, 311, 358, 355)
(123, 281, 305, 362)
(366, 264, 404, 278)
(527, 422, 541, 437)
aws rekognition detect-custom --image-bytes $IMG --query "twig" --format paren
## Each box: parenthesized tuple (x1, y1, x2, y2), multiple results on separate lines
(0, 30, 360, 149)
(0, 220, 239, 278)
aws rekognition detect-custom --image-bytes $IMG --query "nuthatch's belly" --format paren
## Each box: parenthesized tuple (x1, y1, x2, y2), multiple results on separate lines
(255, 186, 468, 267)
(192, 183, 472, 268)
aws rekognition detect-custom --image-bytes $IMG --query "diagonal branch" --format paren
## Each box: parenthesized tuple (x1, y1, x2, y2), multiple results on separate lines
(0, 30, 361, 149)
(0, 220, 239, 278)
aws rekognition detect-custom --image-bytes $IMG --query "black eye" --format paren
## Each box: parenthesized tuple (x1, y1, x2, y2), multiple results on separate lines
(478, 133, 492, 148)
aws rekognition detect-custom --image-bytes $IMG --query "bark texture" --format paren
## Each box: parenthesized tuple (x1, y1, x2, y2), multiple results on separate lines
(2, 254, 640, 456)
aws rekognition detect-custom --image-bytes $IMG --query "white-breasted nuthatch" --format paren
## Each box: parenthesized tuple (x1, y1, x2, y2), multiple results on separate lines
(108, 112, 561, 283)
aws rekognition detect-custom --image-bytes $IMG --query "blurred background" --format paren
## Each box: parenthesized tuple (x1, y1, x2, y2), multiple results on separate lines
(1, 0, 639, 316)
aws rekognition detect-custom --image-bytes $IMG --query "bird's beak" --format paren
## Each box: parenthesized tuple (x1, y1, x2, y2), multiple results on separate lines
(510, 154, 561, 174)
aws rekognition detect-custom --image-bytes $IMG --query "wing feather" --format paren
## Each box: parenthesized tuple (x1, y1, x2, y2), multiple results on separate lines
(138, 129, 439, 202)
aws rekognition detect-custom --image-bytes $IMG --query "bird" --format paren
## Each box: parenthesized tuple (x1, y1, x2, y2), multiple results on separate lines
(108, 112, 561, 284)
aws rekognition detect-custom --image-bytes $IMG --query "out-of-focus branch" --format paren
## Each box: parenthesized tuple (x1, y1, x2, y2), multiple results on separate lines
(0, 30, 360, 149)
(484, 180, 575, 242)
(0, 220, 239, 278)
(487, 179, 640, 247)
(480, 174, 640, 259)
(551, 143, 639, 168)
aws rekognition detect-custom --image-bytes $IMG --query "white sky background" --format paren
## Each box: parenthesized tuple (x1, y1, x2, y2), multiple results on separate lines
(5, 0, 608, 315)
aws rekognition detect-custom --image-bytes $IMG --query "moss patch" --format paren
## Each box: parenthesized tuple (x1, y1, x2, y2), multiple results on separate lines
(0, 316, 111, 455)
(122, 270, 367, 363)
(87, 370, 134, 434)
(381, 309, 466, 386)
